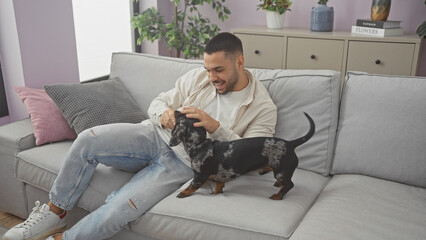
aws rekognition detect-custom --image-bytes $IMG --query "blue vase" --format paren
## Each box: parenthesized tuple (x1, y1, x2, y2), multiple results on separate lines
(310, 4, 334, 32)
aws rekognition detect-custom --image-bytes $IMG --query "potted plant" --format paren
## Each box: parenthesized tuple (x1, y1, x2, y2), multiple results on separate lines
(131, 0, 230, 59)
(310, 0, 334, 32)
(257, 0, 292, 29)
(417, 1, 425, 38)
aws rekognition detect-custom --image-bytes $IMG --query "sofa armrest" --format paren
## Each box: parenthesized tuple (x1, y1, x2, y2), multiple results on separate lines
(0, 118, 36, 152)
(0, 118, 36, 218)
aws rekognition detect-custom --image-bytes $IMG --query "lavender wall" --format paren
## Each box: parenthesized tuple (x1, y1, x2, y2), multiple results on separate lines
(0, 0, 79, 125)
(13, 0, 79, 89)
(209, 0, 425, 33)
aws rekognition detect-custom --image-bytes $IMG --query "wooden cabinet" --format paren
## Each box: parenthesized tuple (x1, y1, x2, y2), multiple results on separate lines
(232, 27, 423, 81)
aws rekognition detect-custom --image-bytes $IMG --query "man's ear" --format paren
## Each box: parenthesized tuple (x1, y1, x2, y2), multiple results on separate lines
(237, 55, 244, 69)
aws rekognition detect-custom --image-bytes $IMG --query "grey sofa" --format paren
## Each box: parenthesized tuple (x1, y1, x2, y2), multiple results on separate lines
(0, 52, 425, 240)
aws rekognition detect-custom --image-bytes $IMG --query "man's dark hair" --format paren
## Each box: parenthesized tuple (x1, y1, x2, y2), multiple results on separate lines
(204, 32, 243, 58)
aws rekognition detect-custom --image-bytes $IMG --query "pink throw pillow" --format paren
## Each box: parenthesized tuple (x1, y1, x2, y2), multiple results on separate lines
(15, 86, 77, 145)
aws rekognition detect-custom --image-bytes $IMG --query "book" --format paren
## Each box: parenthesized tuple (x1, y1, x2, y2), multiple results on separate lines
(356, 19, 402, 29)
(351, 26, 404, 37)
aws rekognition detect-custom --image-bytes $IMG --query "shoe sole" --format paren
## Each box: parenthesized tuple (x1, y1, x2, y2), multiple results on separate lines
(2, 225, 66, 240)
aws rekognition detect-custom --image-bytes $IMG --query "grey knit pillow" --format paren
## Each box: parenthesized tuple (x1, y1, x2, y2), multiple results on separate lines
(44, 78, 144, 134)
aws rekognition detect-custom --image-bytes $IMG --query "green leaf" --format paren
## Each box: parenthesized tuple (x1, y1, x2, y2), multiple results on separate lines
(133, 0, 230, 59)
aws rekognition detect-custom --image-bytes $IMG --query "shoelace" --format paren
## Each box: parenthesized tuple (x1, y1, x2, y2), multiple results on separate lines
(18, 201, 49, 230)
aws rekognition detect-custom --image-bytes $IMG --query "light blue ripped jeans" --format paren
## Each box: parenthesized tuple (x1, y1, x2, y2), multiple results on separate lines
(49, 123, 193, 240)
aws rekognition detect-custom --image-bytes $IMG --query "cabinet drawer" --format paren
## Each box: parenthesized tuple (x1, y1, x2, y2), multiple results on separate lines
(235, 33, 284, 69)
(286, 37, 344, 71)
(347, 41, 415, 76)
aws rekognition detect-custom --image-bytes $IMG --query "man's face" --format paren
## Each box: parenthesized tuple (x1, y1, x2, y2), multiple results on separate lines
(204, 51, 239, 95)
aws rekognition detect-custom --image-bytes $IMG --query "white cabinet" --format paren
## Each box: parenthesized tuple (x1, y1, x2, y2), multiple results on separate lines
(235, 34, 284, 69)
(346, 41, 415, 76)
(286, 37, 344, 72)
(232, 27, 423, 81)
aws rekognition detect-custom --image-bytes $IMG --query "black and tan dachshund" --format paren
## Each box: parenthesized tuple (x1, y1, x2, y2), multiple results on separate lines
(170, 111, 315, 200)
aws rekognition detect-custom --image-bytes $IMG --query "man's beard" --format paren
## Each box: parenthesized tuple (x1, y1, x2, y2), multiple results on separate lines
(216, 67, 239, 95)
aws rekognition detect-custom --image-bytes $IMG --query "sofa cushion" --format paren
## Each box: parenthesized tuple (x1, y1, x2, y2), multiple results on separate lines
(15, 142, 135, 211)
(44, 78, 144, 133)
(15, 86, 77, 145)
(332, 72, 426, 187)
(109, 53, 203, 118)
(250, 69, 341, 176)
(132, 169, 329, 240)
(44, 77, 145, 134)
(290, 174, 426, 240)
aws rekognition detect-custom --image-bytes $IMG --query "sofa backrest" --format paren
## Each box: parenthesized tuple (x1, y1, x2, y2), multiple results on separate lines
(110, 53, 341, 176)
(332, 72, 426, 188)
(250, 69, 341, 176)
(110, 52, 203, 119)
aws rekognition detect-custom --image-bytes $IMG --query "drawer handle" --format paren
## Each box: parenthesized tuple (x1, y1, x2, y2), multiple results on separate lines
(255, 50, 260, 55)
(311, 54, 316, 59)
(375, 59, 381, 65)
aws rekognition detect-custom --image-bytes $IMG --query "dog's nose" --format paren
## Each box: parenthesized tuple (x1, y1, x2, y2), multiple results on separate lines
(169, 137, 180, 147)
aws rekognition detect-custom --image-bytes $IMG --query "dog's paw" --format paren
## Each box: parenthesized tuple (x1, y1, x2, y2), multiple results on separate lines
(177, 192, 190, 198)
(211, 190, 223, 195)
(269, 193, 284, 200)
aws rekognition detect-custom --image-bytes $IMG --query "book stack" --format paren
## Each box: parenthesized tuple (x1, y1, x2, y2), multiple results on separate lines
(351, 19, 403, 37)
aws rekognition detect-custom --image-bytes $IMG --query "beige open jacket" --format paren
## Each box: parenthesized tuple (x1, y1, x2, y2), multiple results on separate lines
(148, 67, 277, 141)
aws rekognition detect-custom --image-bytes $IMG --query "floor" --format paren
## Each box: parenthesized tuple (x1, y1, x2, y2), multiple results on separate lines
(0, 210, 24, 235)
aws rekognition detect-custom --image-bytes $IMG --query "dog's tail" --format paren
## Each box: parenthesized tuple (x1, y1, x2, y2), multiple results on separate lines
(290, 112, 315, 148)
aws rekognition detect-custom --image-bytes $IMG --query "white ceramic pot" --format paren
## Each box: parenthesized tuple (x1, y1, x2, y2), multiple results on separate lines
(266, 11, 285, 29)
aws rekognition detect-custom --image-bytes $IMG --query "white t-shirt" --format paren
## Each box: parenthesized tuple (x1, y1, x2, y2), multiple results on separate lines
(203, 81, 251, 129)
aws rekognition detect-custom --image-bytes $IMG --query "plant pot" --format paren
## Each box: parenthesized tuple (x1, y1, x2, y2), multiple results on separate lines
(371, 0, 391, 21)
(266, 11, 285, 29)
(310, 4, 334, 32)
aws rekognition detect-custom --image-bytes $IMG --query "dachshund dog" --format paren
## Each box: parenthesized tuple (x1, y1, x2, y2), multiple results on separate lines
(170, 111, 315, 200)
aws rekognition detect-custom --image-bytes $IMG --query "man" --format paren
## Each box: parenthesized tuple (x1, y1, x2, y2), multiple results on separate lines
(3, 32, 277, 240)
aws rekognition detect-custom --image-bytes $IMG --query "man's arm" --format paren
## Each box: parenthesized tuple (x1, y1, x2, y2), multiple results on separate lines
(148, 69, 200, 129)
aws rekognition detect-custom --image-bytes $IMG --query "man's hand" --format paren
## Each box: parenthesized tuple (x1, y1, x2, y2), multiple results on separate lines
(181, 107, 220, 134)
(160, 108, 176, 130)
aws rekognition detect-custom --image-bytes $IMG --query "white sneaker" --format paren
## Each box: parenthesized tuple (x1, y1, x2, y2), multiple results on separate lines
(2, 201, 66, 240)
(43, 235, 58, 240)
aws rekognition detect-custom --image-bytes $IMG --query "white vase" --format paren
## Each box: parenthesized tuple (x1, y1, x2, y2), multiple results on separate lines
(266, 11, 285, 29)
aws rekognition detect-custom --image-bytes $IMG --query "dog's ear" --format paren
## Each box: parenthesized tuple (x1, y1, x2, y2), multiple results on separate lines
(174, 111, 184, 120)
(170, 112, 183, 147)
